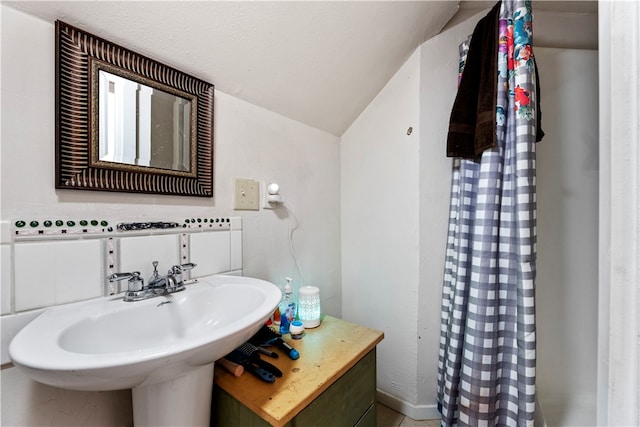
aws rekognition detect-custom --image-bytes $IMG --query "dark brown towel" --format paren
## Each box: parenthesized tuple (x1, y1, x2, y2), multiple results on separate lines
(534, 59, 545, 143)
(446, 1, 501, 159)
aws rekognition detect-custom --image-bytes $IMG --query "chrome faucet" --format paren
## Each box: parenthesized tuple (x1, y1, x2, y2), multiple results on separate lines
(108, 261, 197, 302)
(148, 261, 196, 293)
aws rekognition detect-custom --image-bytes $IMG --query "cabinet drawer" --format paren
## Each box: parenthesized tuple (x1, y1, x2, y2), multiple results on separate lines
(355, 403, 376, 427)
(292, 350, 376, 427)
(212, 387, 275, 427)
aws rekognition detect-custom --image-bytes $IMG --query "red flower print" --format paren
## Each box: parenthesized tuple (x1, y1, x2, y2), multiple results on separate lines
(514, 85, 530, 110)
(519, 45, 532, 61)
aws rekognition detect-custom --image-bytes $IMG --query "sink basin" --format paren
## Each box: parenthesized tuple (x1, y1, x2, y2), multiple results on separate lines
(9, 274, 281, 426)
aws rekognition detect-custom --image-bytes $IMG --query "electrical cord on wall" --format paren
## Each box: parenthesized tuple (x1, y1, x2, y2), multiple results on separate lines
(283, 201, 304, 287)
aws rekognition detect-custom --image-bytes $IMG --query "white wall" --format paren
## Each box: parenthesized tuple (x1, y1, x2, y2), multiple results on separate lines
(341, 49, 421, 407)
(1, 4, 341, 308)
(1, 5, 340, 425)
(340, 10, 482, 419)
(535, 47, 599, 426)
(598, 1, 640, 424)
(417, 13, 483, 415)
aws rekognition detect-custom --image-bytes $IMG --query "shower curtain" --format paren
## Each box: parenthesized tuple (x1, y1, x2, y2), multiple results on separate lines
(437, 1, 539, 426)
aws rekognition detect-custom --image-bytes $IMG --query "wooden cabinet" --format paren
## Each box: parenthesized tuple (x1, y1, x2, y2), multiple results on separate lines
(212, 316, 384, 427)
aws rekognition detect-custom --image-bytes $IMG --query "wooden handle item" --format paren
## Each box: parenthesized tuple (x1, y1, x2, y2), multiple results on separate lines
(218, 358, 244, 377)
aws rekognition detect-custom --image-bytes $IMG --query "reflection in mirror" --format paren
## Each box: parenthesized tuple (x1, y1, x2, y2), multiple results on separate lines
(98, 70, 192, 172)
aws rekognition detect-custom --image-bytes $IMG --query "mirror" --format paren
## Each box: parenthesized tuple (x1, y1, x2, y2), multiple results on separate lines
(56, 21, 214, 197)
(98, 69, 192, 172)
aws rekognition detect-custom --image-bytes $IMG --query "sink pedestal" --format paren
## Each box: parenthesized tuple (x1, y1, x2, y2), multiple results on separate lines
(132, 363, 214, 426)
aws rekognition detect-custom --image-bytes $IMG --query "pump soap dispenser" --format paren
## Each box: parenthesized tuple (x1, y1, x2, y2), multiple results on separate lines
(279, 278, 296, 334)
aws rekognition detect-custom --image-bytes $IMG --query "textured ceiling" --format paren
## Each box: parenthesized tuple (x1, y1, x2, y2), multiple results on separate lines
(4, 1, 597, 136)
(4, 1, 459, 136)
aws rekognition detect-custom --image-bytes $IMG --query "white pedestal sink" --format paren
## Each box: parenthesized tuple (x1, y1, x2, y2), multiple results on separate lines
(132, 364, 215, 426)
(9, 274, 281, 426)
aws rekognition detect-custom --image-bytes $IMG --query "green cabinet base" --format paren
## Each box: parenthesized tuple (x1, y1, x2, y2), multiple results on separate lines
(212, 349, 377, 427)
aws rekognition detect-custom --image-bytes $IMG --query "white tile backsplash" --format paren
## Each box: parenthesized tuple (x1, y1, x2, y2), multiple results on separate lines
(3, 218, 241, 315)
(15, 243, 57, 310)
(119, 234, 181, 283)
(190, 231, 231, 277)
(14, 240, 103, 311)
(1, 245, 12, 314)
(230, 217, 242, 230)
(230, 230, 243, 271)
(0, 221, 11, 244)
(55, 241, 103, 303)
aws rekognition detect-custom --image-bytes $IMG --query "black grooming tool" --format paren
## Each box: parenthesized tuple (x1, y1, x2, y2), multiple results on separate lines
(249, 325, 300, 360)
(273, 337, 300, 360)
(236, 342, 283, 377)
(256, 346, 278, 358)
(224, 349, 275, 383)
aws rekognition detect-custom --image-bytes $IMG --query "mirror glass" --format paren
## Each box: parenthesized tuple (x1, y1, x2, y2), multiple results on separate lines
(98, 70, 192, 172)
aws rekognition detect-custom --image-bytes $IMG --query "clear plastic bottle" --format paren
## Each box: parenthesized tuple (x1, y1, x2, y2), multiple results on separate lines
(279, 278, 296, 334)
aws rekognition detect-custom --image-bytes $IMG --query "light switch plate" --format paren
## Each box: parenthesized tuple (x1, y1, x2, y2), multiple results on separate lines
(234, 178, 260, 211)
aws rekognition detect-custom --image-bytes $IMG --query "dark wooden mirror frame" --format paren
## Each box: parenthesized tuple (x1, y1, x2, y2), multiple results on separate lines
(55, 21, 214, 197)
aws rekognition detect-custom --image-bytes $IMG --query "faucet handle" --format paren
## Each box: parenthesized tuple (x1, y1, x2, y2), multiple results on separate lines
(108, 271, 141, 282)
(127, 272, 144, 292)
(107, 271, 143, 294)
(177, 263, 196, 282)
(149, 261, 161, 282)
(180, 262, 196, 271)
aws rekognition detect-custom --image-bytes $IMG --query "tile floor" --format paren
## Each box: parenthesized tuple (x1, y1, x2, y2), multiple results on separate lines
(377, 403, 441, 427)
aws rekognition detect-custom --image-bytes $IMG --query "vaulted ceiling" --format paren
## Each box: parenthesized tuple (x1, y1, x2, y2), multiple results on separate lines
(4, 1, 597, 137)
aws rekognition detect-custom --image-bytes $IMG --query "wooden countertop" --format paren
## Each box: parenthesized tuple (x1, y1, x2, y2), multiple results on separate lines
(214, 315, 384, 427)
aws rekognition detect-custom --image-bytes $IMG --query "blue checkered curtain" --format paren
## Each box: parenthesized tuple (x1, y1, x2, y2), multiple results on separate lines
(437, 1, 538, 426)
